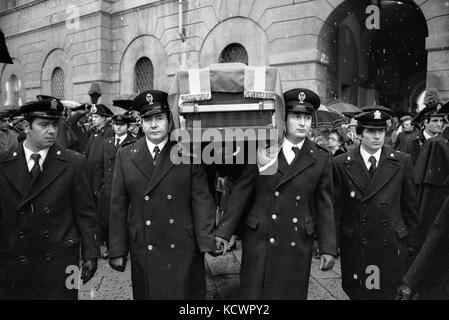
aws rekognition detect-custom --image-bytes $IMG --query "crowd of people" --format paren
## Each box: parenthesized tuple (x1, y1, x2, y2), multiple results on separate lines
(0, 82, 448, 301)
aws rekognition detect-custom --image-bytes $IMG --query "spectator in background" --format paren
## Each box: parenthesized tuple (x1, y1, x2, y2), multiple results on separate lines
(394, 115, 415, 149)
(327, 128, 348, 157)
(0, 110, 18, 152)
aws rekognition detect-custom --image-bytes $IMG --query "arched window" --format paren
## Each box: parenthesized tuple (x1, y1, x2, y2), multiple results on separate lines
(134, 57, 154, 93)
(8, 74, 20, 107)
(219, 43, 248, 65)
(51, 67, 65, 99)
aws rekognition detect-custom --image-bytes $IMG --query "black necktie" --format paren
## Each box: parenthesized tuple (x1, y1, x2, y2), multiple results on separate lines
(30, 153, 41, 179)
(153, 146, 160, 166)
(115, 138, 120, 147)
(368, 156, 377, 177)
(291, 146, 300, 163)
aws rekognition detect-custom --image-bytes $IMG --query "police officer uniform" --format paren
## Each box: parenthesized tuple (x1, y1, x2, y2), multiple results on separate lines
(333, 108, 420, 300)
(108, 90, 217, 299)
(397, 104, 444, 167)
(0, 99, 100, 299)
(238, 88, 337, 300)
(85, 104, 114, 190)
(93, 114, 136, 253)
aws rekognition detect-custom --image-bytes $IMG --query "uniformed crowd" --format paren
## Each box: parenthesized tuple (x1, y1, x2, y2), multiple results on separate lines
(0, 82, 448, 300)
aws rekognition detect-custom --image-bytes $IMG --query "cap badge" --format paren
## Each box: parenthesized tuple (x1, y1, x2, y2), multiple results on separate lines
(146, 93, 154, 105)
(437, 104, 441, 111)
(91, 105, 97, 114)
(50, 99, 58, 110)
(298, 92, 306, 104)
(374, 110, 381, 120)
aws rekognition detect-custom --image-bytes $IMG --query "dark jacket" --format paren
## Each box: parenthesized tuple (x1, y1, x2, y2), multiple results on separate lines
(93, 134, 135, 226)
(108, 138, 217, 299)
(403, 195, 449, 299)
(413, 128, 449, 248)
(238, 138, 336, 300)
(0, 143, 100, 299)
(397, 130, 426, 167)
(85, 124, 114, 190)
(333, 145, 419, 300)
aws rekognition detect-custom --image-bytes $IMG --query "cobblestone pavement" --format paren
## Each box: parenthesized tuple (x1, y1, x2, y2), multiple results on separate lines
(79, 241, 348, 300)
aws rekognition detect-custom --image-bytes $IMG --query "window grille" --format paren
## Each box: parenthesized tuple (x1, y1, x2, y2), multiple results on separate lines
(51, 67, 65, 99)
(219, 43, 248, 65)
(9, 74, 20, 107)
(134, 57, 154, 93)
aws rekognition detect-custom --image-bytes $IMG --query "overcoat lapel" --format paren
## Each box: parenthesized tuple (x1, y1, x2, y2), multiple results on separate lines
(342, 147, 371, 193)
(2, 143, 30, 196)
(362, 147, 400, 202)
(104, 138, 117, 161)
(277, 139, 316, 188)
(18, 144, 68, 209)
(131, 139, 155, 181)
(145, 141, 175, 195)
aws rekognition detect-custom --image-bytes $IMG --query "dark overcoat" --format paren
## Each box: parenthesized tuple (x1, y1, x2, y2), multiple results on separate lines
(239, 138, 337, 300)
(85, 124, 114, 190)
(108, 138, 217, 300)
(333, 145, 420, 300)
(403, 195, 449, 299)
(0, 143, 100, 299)
(93, 134, 135, 226)
(413, 128, 449, 240)
(396, 130, 425, 167)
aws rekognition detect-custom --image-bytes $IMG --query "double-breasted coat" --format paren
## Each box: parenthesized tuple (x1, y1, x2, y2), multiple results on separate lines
(238, 138, 337, 300)
(93, 134, 135, 227)
(333, 145, 420, 300)
(0, 143, 101, 299)
(108, 138, 217, 300)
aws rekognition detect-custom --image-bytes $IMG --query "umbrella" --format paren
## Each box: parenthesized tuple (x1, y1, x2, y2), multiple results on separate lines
(0, 28, 13, 64)
(327, 102, 361, 114)
(313, 110, 347, 129)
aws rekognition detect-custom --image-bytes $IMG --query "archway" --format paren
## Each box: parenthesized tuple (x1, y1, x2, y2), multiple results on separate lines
(199, 17, 269, 67)
(319, 0, 428, 114)
(119, 35, 168, 94)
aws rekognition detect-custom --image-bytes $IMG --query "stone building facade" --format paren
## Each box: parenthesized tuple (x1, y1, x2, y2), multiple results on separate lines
(0, 0, 448, 113)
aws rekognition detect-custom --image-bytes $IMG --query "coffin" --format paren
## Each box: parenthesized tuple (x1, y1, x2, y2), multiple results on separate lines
(168, 63, 285, 143)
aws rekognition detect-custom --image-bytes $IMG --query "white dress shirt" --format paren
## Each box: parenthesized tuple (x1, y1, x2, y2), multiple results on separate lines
(360, 145, 381, 171)
(258, 137, 306, 173)
(145, 136, 168, 159)
(423, 130, 433, 140)
(23, 143, 49, 172)
(282, 138, 306, 165)
(115, 134, 126, 146)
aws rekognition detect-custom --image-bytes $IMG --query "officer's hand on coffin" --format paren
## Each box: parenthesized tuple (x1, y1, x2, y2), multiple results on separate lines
(394, 283, 414, 300)
(109, 256, 127, 272)
(319, 254, 335, 271)
(81, 258, 98, 284)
